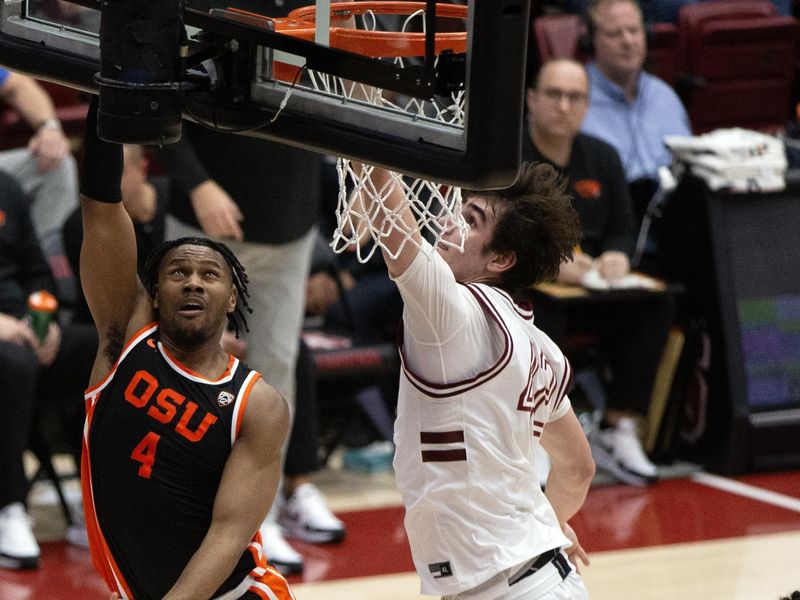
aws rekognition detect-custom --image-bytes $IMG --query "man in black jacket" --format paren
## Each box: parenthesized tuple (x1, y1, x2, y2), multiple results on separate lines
(523, 58, 673, 487)
(0, 171, 96, 570)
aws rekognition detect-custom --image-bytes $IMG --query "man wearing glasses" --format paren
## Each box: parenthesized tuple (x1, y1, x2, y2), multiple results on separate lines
(524, 58, 673, 488)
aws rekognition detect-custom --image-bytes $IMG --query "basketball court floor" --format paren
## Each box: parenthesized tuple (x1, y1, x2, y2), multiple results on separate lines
(2, 454, 799, 600)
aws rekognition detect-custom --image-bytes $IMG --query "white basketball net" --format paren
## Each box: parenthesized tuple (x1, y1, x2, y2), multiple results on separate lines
(306, 9, 468, 263)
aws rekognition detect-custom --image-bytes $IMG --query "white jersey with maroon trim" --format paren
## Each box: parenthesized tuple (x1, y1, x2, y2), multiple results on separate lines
(393, 281, 574, 596)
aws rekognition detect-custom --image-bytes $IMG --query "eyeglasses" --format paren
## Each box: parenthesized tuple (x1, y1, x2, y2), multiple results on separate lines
(538, 88, 588, 105)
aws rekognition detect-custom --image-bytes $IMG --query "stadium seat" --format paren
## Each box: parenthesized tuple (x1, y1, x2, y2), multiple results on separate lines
(646, 22, 679, 86)
(675, 0, 799, 133)
(533, 13, 584, 63)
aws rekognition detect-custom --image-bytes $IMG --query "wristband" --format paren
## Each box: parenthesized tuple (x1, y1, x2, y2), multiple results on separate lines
(79, 96, 123, 203)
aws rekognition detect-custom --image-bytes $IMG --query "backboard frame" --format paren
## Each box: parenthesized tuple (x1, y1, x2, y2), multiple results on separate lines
(0, 0, 532, 189)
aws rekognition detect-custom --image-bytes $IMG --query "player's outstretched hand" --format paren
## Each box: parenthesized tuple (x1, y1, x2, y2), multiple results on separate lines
(562, 522, 589, 573)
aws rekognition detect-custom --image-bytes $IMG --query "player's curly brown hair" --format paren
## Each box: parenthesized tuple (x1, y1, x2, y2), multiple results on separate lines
(464, 161, 582, 295)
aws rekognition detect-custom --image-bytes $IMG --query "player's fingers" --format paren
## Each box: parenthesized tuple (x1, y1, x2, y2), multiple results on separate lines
(215, 205, 244, 240)
(226, 217, 244, 241)
(570, 543, 590, 567)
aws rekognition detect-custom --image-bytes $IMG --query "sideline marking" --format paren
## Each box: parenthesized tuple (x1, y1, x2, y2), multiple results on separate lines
(691, 472, 800, 513)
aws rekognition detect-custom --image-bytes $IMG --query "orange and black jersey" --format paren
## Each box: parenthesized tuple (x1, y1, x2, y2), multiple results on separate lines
(81, 323, 271, 600)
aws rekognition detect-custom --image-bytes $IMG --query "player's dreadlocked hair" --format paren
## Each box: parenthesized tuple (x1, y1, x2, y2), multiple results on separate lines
(143, 237, 252, 337)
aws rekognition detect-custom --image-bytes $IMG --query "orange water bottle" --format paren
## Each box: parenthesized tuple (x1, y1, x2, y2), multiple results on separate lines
(27, 290, 58, 342)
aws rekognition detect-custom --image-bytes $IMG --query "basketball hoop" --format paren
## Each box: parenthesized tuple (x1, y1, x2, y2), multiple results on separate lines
(270, 2, 470, 262)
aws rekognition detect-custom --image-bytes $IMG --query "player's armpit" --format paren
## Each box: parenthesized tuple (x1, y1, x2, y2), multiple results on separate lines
(161, 379, 289, 600)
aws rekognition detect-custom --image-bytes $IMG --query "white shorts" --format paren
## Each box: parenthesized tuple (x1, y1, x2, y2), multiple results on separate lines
(442, 551, 589, 600)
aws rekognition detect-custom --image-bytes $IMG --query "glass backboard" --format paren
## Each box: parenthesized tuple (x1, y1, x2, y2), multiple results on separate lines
(0, 0, 531, 189)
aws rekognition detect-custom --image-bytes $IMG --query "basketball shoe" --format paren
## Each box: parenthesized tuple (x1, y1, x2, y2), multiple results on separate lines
(260, 520, 304, 576)
(0, 503, 40, 569)
(278, 483, 346, 544)
(590, 417, 658, 486)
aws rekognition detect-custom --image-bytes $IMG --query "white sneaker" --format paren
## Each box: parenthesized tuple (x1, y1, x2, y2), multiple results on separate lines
(0, 503, 40, 569)
(590, 417, 658, 486)
(279, 483, 346, 544)
(260, 520, 304, 575)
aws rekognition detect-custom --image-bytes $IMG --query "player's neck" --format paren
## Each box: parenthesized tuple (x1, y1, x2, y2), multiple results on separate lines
(158, 334, 230, 379)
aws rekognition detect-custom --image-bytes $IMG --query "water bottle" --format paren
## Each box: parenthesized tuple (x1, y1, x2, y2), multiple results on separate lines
(27, 290, 58, 342)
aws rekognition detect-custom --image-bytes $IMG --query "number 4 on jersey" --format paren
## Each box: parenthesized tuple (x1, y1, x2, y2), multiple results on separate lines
(131, 432, 161, 479)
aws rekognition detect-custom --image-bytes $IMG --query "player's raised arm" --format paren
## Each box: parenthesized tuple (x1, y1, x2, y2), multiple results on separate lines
(79, 97, 149, 375)
(360, 165, 422, 277)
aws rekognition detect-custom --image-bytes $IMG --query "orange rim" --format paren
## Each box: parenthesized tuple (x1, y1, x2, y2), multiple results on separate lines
(270, 1, 468, 58)
(288, 2, 469, 22)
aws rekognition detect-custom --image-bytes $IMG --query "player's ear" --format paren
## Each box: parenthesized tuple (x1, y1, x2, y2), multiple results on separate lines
(488, 250, 516, 274)
(227, 285, 237, 315)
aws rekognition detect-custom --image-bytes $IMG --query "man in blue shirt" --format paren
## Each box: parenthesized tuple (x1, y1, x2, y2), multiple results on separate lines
(580, 0, 691, 273)
(580, 0, 691, 186)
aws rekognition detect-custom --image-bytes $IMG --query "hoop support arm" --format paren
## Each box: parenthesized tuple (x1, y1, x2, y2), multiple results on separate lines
(187, 8, 444, 99)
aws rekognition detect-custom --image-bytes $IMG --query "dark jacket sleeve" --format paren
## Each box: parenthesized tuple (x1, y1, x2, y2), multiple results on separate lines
(156, 135, 211, 194)
(601, 144, 637, 257)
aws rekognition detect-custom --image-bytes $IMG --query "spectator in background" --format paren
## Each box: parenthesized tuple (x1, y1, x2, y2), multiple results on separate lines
(579, 0, 690, 217)
(156, 121, 329, 575)
(524, 58, 674, 486)
(303, 231, 399, 465)
(0, 171, 96, 569)
(0, 68, 79, 253)
(525, 59, 635, 287)
(62, 144, 173, 324)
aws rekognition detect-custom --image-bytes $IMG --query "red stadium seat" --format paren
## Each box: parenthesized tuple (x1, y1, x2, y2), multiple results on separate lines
(676, 0, 799, 133)
(646, 22, 679, 86)
(533, 14, 584, 63)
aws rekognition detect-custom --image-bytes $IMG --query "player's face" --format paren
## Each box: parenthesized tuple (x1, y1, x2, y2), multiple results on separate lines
(592, 0, 647, 83)
(438, 196, 503, 283)
(154, 245, 236, 348)
(527, 61, 589, 141)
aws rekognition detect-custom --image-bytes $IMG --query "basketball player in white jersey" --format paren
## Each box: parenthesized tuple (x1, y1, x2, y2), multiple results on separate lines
(371, 163, 595, 599)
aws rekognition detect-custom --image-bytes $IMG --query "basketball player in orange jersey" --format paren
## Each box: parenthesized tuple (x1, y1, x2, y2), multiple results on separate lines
(78, 96, 295, 600)
(366, 163, 595, 599)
